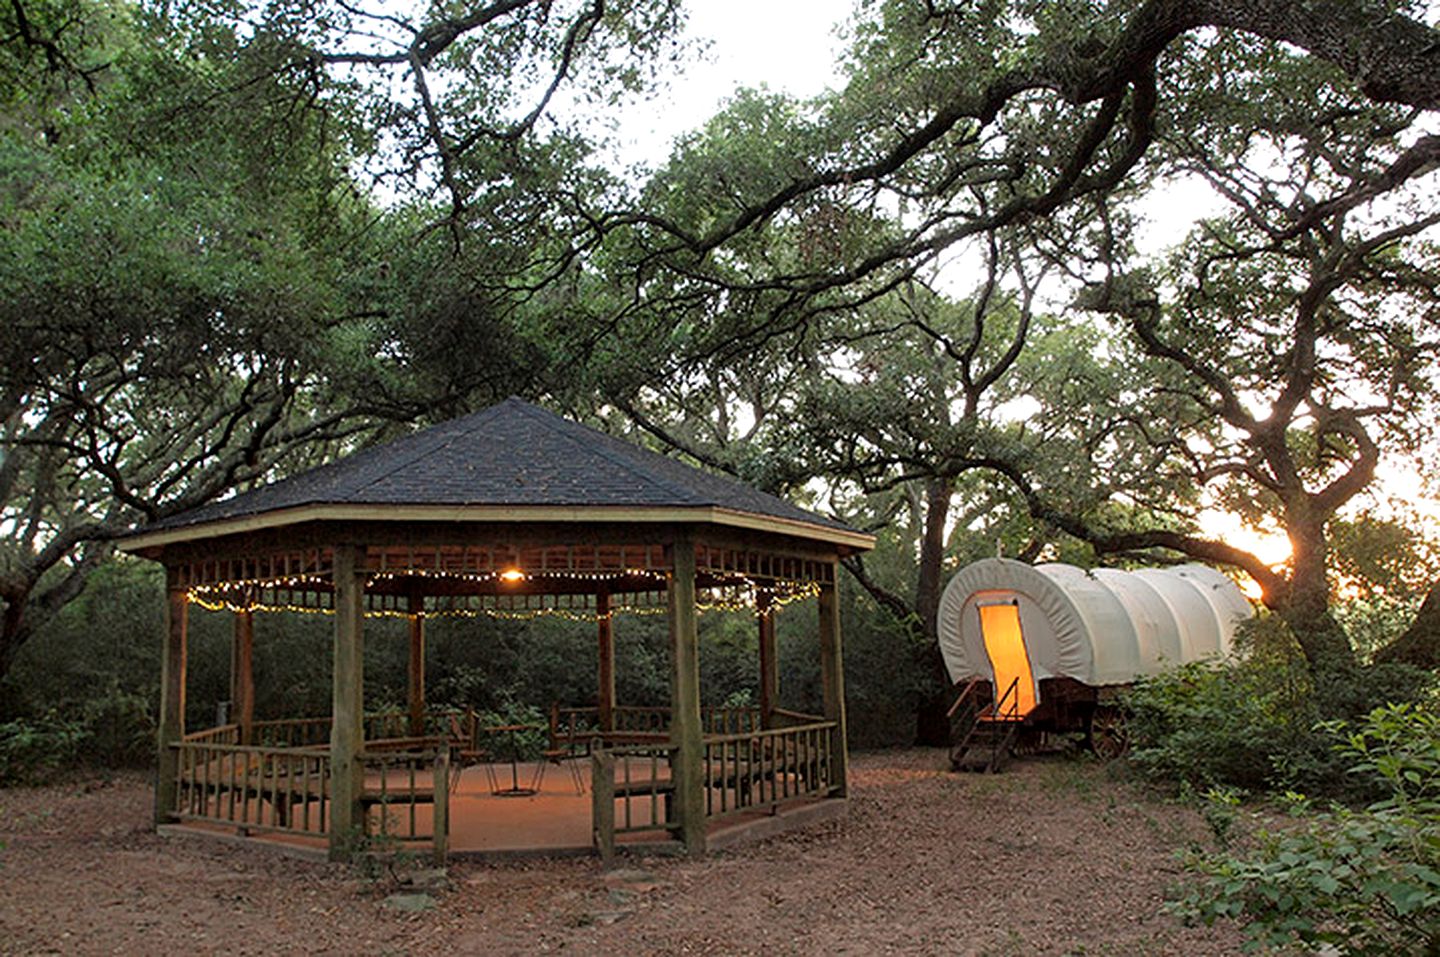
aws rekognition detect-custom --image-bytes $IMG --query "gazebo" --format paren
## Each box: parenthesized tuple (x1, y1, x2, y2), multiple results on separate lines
(119, 398, 874, 860)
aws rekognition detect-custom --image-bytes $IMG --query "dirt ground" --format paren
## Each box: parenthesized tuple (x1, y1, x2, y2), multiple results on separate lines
(0, 749, 1245, 956)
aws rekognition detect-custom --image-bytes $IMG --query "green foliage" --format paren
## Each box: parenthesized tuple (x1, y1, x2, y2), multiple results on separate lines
(1126, 616, 1355, 796)
(0, 0, 397, 682)
(1128, 606, 1435, 798)
(2, 0, 684, 684)
(0, 680, 154, 780)
(1196, 785, 1245, 849)
(1173, 704, 1440, 956)
(837, 595, 928, 748)
(0, 681, 151, 785)
(473, 702, 549, 762)
(75, 682, 154, 768)
(0, 713, 88, 785)
(1330, 513, 1440, 606)
(1338, 595, 1430, 662)
(1, 560, 159, 777)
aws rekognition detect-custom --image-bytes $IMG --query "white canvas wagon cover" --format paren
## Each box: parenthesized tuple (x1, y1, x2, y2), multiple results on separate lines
(937, 559, 1253, 688)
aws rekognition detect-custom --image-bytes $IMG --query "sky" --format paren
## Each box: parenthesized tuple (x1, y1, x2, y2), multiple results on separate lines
(607, 1, 849, 169)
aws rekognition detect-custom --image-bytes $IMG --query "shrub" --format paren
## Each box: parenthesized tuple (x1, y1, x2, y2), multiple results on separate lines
(0, 713, 89, 785)
(1125, 616, 1358, 796)
(1123, 612, 1435, 800)
(1173, 704, 1440, 955)
(77, 683, 156, 768)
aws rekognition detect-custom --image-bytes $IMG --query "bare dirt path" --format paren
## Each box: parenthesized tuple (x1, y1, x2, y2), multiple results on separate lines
(0, 749, 1243, 956)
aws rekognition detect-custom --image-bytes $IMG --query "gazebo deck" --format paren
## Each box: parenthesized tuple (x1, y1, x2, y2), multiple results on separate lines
(166, 754, 844, 861)
(168, 706, 843, 861)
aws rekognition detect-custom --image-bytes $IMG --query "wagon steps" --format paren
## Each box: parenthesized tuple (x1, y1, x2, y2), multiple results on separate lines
(946, 675, 1027, 773)
(950, 716, 1023, 773)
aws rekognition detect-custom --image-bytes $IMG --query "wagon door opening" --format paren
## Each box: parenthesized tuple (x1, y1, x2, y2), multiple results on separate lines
(978, 601, 1037, 717)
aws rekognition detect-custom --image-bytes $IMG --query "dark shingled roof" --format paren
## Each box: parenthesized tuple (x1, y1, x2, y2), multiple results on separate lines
(138, 397, 859, 536)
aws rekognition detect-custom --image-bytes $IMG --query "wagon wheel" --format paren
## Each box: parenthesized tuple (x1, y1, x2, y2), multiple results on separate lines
(1087, 705, 1129, 761)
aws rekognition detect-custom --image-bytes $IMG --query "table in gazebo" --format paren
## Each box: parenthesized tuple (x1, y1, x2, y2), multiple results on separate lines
(484, 722, 546, 796)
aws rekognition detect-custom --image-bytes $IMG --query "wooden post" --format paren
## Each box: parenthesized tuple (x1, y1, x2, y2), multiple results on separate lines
(597, 591, 615, 733)
(329, 544, 367, 861)
(232, 607, 255, 745)
(591, 750, 615, 865)
(432, 748, 449, 866)
(757, 591, 778, 731)
(407, 588, 425, 738)
(155, 572, 188, 826)
(667, 537, 705, 855)
(818, 569, 848, 798)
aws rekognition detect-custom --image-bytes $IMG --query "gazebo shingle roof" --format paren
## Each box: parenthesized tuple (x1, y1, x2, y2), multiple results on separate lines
(135, 397, 861, 539)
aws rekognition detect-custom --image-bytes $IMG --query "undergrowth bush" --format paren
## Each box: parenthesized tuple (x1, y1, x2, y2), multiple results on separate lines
(77, 683, 155, 768)
(1126, 613, 1430, 800)
(0, 684, 155, 786)
(1173, 703, 1440, 955)
(0, 713, 89, 785)
(1126, 616, 1357, 797)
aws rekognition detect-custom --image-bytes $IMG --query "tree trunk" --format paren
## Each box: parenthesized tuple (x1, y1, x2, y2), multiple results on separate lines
(0, 600, 27, 691)
(914, 644, 954, 748)
(911, 479, 957, 747)
(1277, 514, 1357, 673)
(1374, 581, 1440, 671)
(914, 478, 953, 639)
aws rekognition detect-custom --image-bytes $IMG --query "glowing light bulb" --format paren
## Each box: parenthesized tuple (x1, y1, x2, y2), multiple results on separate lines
(499, 568, 526, 583)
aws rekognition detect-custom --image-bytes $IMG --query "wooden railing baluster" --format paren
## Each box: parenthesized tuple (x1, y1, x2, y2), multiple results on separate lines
(694, 721, 839, 823)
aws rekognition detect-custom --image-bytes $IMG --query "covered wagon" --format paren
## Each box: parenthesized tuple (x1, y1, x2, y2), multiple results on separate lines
(936, 558, 1253, 769)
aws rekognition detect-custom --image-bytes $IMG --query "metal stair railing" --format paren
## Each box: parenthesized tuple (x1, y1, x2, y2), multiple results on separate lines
(946, 676, 984, 720)
(991, 675, 1020, 722)
(984, 676, 1021, 771)
(946, 678, 984, 770)
(948, 676, 1022, 772)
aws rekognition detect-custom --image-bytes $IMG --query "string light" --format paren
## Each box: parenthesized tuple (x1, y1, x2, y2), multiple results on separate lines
(187, 567, 823, 622)
(366, 568, 671, 586)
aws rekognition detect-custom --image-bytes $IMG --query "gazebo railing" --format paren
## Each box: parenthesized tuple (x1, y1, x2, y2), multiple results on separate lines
(702, 721, 837, 821)
(182, 723, 241, 747)
(591, 744, 679, 861)
(558, 704, 764, 742)
(591, 718, 840, 858)
(612, 705, 672, 735)
(250, 716, 332, 749)
(179, 706, 834, 862)
(360, 748, 449, 864)
(703, 705, 764, 735)
(172, 740, 331, 837)
(247, 711, 423, 749)
(170, 737, 449, 861)
(771, 707, 826, 727)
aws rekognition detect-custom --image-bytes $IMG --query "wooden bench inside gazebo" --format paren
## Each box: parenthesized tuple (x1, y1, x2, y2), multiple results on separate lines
(120, 398, 874, 861)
